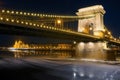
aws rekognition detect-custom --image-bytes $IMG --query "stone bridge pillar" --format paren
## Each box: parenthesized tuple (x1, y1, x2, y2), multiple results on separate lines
(75, 5, 116, 61)
(76, 5, 106, 38)
(75, 42, 116, 61)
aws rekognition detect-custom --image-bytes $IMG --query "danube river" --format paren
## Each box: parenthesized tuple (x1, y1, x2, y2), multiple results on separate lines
(0, 50, 120, 80)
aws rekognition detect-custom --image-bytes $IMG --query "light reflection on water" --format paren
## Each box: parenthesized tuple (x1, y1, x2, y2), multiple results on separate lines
(71, 64, 120, 80)
(0, 50, 120, 80)
(11, 50, 76, 58)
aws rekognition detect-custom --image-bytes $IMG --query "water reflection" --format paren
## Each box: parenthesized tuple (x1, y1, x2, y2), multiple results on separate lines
(71, 64, 120, 80)
(13, 50, 75, 58)
(0, 49, 120, 80)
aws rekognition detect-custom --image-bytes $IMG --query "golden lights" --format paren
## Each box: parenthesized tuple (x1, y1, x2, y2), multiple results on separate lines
(1, 9, 80, 19)
(57, 19, 62, 24)
(0, 9, 119, 44)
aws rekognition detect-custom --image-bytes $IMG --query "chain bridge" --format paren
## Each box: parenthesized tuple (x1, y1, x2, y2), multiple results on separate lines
(0, 5, 120, 60)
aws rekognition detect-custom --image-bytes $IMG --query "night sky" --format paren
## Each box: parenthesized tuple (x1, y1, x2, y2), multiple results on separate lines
(0, 0, 120, 46)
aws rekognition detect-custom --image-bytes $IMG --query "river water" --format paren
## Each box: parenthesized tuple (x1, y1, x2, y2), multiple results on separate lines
(0, 50, 120, 80)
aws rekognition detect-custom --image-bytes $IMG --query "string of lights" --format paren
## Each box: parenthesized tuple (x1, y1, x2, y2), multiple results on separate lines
(0, 15, 102, 40)
(0, 9, 119, 43)
(1, 9, 93, 19)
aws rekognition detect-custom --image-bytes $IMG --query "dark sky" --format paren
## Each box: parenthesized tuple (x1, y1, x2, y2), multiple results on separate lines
(0, 0, 120, 46)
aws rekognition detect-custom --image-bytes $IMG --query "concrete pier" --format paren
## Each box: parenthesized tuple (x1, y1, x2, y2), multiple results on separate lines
(76, 42, 116, 61)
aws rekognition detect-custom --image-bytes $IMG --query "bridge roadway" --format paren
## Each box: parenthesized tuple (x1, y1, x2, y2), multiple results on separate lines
(0, 21, 101, 41)
(0, 21, 120, 45)
(0, 9, 120, 45)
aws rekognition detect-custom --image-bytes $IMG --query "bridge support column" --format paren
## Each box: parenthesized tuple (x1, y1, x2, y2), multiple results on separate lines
(76, 5, 106, 37)
(75, 42, 116, 61)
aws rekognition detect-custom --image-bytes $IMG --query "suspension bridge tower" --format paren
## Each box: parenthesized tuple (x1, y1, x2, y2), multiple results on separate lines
(76, 5, 105, 37)
(75, 5, 116, 61)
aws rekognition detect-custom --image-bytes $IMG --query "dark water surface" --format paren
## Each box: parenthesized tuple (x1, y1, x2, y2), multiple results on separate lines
(0, 50, 120, 80)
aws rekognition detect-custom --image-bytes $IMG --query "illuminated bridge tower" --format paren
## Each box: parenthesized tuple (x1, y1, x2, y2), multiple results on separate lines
(76, 5, 116, 61)
(76, 5, 105, 36)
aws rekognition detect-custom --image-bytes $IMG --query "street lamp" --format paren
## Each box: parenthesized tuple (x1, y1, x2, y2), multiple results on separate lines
(55, 19, 63, 28)
(57, 19, 62, 24)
